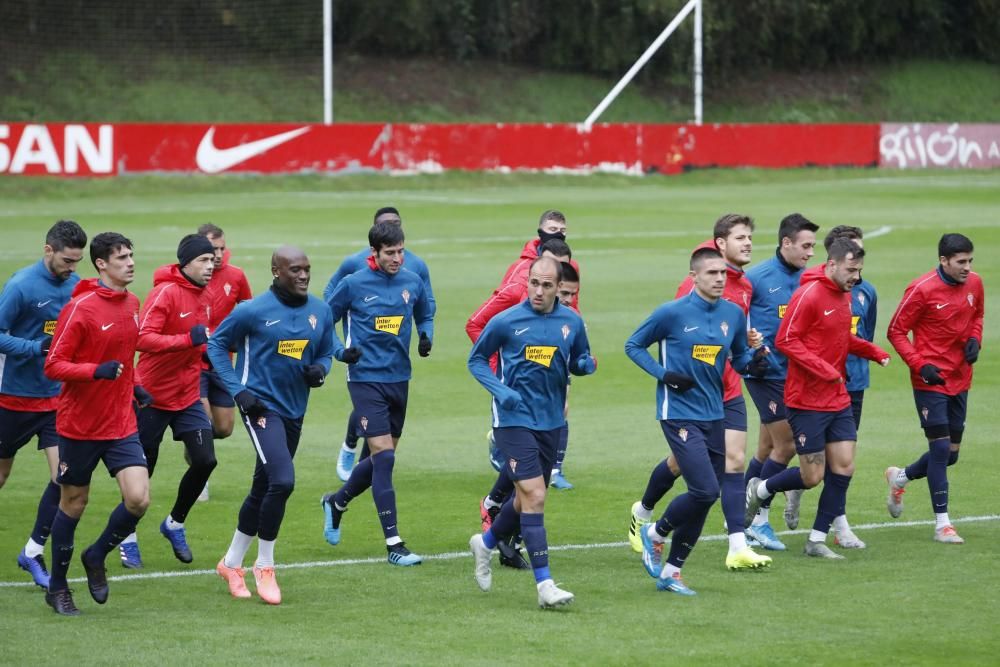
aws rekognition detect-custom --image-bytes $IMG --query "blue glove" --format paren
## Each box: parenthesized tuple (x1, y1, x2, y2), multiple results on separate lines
(235, 390, 267, 419)
(575, 353, 597, 374)
(189, 324, 209, 346)
(93, 360, 122, 380)
(339, 347, 362, 364)
(133, 385, 154, 408)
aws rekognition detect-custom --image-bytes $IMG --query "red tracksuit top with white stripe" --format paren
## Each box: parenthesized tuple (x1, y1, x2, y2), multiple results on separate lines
(887, 267, 984, 395)
(776, 268, 888, 412)
(44, 279, 141, 440)
(136, 264, 212, 411)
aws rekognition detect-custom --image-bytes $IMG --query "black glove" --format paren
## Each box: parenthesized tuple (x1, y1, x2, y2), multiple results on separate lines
(919, 364, 946, 386)
(340, 347, 362, 364)
(133, 385, 154, 408)
(662, 371, 696, 392)
(235, 390, 267, 420)
(39, 336, 53, 357)
(303, 364, 326, 388)
(418, 332, 432, 357)
(201, 351, 213, 368)
(189, 324, 209, 346)
(93, 360, 122, 380)
(965, 337, 980, 365)
(747, 348, 770, 378)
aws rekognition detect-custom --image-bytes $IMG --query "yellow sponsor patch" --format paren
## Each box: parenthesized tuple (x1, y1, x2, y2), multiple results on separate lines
(777, 304, 788, 319)
(277, 339, 309, 360)
(43, 320, 57, 335)
(525, 345, 557, 368)
(374, 315, 404, 336)
(851, 315, 860, 335)
(692, 344, 722, 365)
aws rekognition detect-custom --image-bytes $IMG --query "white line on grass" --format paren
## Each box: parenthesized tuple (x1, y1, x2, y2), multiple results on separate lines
(2, 514, 997, 589)
(865, 225, 892, 239)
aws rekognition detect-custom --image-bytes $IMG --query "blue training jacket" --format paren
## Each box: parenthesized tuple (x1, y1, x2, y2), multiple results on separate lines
(0, 260, 79, 398)
(846, 278, 878, 392)
(469, 300, 594, 431)
(326, 263, 432, 383)
(744, 250, 807, 380)
(626, 291, 758, 422)
(323, 248, 435, 341)
(208, 289, 334, 420)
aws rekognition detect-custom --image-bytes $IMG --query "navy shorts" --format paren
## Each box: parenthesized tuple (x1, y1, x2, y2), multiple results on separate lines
(787, 407, 857, 455)
(744, 378, 787, 424)
(659, 419, 725, 500)
(347, 381, 408, 439)
(723, 396, 748, 432)
(494, 426, 560, 482)
(200, 369, 235, 408)
(0, 408, 58, 458)
(914, 390, 968, 443)
(848, 390, 865, 430)
(138, 401, 212, 447)
(56, 432, 148, 487)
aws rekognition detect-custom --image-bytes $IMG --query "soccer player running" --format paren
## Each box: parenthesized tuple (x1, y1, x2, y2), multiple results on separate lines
(744, 238, 890, 560)
(0, 220, 86, 589)
(320, 221, 433, 566)
(741, 213, 819, 550)
(123, 234, 217, 566)
(468, 256, 596, 608)
(324, 207, 435, 483)
(210, 246, 334, 604)
(627, 248, 772, 595)
(627, 214, 771, 570)
(42, 232, 153, 616)
(884, 233, 983, 544)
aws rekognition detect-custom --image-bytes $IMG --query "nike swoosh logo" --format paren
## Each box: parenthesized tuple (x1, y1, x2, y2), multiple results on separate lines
(683, 326, 699, 332)
(265, 320, 281, 327)
(364, 296, 378, 302)
(514, 328, 530, 335)
(769, 287, 781, 293)
(936, 304, 948, 309)
(179, 312, 192, 318)
(37, 300, 52, 308)
(195, 126, 310, 174)
(101, 323, 114, 331)
(824, 309, 835, 316)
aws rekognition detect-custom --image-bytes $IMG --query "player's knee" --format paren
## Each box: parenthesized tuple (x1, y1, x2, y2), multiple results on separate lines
(213, 424, 234, 439)
(948, 450, 960, 466)
(667, 457, 680, 476)
(725, 451, 745, 472)
(268, 476, 295, 498)
(125, 491, 150, 516)
(688, 481, 720, 505)
(801, 467, 824, 488)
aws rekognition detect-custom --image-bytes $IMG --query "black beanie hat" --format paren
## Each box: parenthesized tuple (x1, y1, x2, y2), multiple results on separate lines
(177, 234, 215, 267)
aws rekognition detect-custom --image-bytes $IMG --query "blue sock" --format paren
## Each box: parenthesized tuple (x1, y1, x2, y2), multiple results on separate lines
(659, 491, 701, 537)
(758, 459, 787, 509)
(744, 456, 765, 487)
(721, 472, 746, 534)
(641, 459, 678, 510)
(762, 467, 805, 495)
(47, 509, 79, 592)
(905, 452, 930, 481)
(335, 455, 374, 511)
(926, 437, 950, 514)
(370, 450, 398, 540)
(812, 471, 851, 534)
(520, 512, 550, 583)
(90, 502, 142, 558)
(31, 480, 61, 545)
(488, 467, 515, 504)
(554, 424, 569, 470)
(666, 499, 712, 568)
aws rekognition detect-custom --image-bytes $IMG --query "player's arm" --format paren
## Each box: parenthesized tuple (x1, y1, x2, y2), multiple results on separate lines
(775, 295, 841, 381)
(0, 284, 44, 357)
(468, 317, 522, 407)
(313, 308, 336, 375)
(568, 315, 596, 376)
(137, 287, 204, 352)
(730, 311, 771, 375)
(969, 279, 984, 346)
(44, 304, 102, 381)
(863, 287, 878, 342)
(322, 258, 354, 302)
(413, 279, 434, 343)
(465, 284, 520, 343)
(206, 303, 252, 397)
(624, 304, 673, 381)
(324, 280, 352, 361)
(848, 335, 890, 364)
(417, 263, 437, 331)
(886, 283, 927, 371)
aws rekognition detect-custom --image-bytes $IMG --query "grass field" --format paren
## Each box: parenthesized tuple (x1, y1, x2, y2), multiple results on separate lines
(0, 169, 998, 665)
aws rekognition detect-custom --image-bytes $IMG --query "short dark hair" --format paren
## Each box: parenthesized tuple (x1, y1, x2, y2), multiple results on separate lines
(828, 238, 865, 262)
(369, 221, 405, 251)
(538, 209, 566, 227)
(938, 233, 973, 259)
(713, 214, 754, 240)
(90, 232, 133, 270)
(46, 220, 87, 251)
(529, 255, 563, 282)
(539, 238, 572, 259)
(374, 206, 401, 223)
(778, 213, 819, 244)
(690, 247, 723, 271)
(560, 262, 579, 283)
(197, 223, 224, 238)
(823, 225, 863, 252)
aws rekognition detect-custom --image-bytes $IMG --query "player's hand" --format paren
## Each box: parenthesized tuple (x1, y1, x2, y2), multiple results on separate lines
(919, 364, 945, 386)
(965, 338, 980, 364)
(189, 324, 209, 346)
(339, 347, 362, 364)
(133, 385, 154, 409)
(747, 348, 770, 378)
(38, 335, 53, 357)
(662, 371, 696, 392)
(575, 353, 597, 374)
(418, 332, 432, 357)
(94, 360, 123, 380)
(303, 364, 326, 388)
(748, 327, 764, 349)
(235, 390, 267, 419)
(878, 356, 890, 367)
(499, 389, 524, 410)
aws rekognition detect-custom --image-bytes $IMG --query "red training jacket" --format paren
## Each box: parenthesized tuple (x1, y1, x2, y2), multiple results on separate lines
(136, 265, 212, 410)
(776, 267, 888, 412)
(44, 279, 141, 440)
(887, 268, 984, 394)
(675, 240, 753, 403)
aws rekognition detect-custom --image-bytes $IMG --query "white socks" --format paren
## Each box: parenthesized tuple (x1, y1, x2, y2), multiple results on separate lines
(122, 532, 138, 544)
(728, 531, 748, 553)
(935, 513, 951, 530)
(894, 469, 909, 487)
(809, 529, 827, 543)
(24, 538, 44, 558)
(634, 503, 653, 521)
(255, 538, 275, 568)
(832, 515, 849, 532)
(483, 496, 502, 511)
(751, 507, 770, 527)
(224, 530, 254, 569)
(165, 515, 183, 531)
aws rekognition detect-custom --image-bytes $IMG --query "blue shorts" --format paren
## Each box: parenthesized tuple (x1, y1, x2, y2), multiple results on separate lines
(56, 433, 148, 487)
(914, 390, 968, 443)
(848, 390, 865, 430)
(200, 369, 235, 408)
(347, 381, 408, 439)
(744, 378, 787, 424)
(493, 426, 560, 482)
(723, 396, 748, 432)
(787, 407, 857, 455)
(0, 407, 58, 458)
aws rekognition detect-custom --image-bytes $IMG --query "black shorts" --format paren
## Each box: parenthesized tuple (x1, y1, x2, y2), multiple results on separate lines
(56, 433, 148, 487)
(787, 407, 857, 455)
(914, 390, 968, 443)
(848, 390, 865, 430)
(744, 378, 787, 424)
(0, 407, 58, 459)
(493, 426, 560, 481)
(348, 381, 409, 439)
(200, 369, 235, 408)
(138, 401, 212, 447)
(723, 396, 748, 432)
